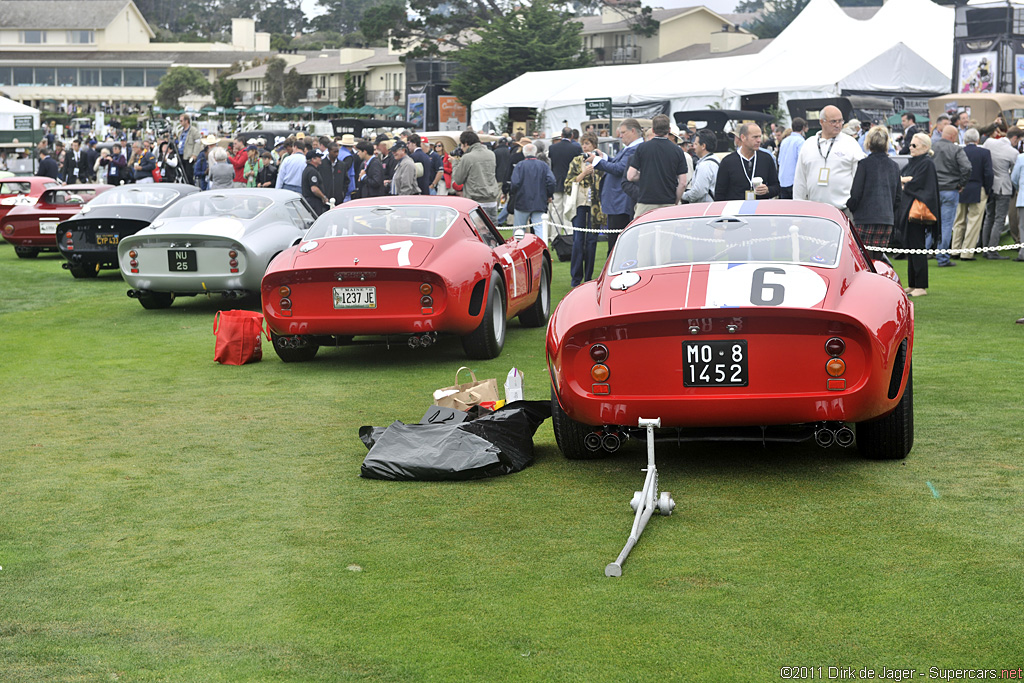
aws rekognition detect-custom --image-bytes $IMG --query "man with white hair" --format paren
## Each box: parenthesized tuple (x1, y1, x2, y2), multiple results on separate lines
(793, 105, 865, 213)
(510, 143, 556, 234)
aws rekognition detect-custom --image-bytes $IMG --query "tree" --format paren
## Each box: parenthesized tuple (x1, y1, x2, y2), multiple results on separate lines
(156, 67, 212, 109)
(313, 0, 380, 35)
(449, 0, 592, 107)
(363, 0, 656, 58)
(283, 68, 313, 107)
(264, 57, 287, 105)
(212, 64, 244, 108)
(736, 0, 881, 38)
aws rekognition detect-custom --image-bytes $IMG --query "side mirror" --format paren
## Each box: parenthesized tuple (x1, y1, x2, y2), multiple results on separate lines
(513, 228, 526, 241)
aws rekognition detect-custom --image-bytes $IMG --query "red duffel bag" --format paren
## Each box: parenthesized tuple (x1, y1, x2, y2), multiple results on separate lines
(213, 310, 267, 365)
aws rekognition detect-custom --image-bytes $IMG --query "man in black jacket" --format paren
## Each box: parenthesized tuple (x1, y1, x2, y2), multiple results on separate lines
(952, 127, 993, 260)
(63, 139, 87, 184)
(714, 123, 779, 202)
(355, 140, 386, 198)
(38, 148, 60, 179)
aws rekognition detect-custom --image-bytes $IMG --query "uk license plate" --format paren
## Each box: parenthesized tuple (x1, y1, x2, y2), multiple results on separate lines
(683, 340, 748, 387)
(168, 249, 197, 272)
(333, 286, 376, 309)
(39, 219, 59, 234)
(94, 233, 119, 246)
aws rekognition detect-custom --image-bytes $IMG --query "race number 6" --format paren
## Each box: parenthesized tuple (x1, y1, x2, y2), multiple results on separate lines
(750, 266, 785, 306)
(380, 240, 413, 266)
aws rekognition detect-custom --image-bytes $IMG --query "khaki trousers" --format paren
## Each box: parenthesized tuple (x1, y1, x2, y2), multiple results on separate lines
(952, 188, 986, 259)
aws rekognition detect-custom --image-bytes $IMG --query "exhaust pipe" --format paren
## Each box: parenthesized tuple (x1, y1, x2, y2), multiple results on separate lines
(407, 335, 420, 348)
(127, 289, 141, 299)
(602, 431, 622, 453)
(814, 428, 835, 448)
(835, 426, 855, 448)
(584, 432, 603, 451)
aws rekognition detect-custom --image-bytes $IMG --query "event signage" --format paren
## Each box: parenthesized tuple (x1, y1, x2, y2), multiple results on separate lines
(585, 97, 612, 118)
(13, 115, 33, 130)
(438, 96, 467, 131)
(407, 93, 426, 128)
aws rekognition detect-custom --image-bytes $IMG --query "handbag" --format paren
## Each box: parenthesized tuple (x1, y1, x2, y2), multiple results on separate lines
(432, 366, 499, 412)
(152, 165, 163, 182)
(562, 181, 580, 225)
(213, 310, 267, 365)
(908, 198, 936, 223)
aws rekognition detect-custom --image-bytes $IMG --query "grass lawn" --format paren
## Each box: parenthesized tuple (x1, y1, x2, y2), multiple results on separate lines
(1, 240, 1022, 682)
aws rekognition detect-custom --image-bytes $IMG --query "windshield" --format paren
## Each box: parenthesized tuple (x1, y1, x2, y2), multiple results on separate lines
(159, 193, 272, 221)
(1, 182, 32, 195)
(610, 215, 844, 272)
(87, 186, 183, 208)
(304, 205, 459, 240)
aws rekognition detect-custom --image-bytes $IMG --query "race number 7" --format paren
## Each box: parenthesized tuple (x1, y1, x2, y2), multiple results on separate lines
(380, 240, 413, 266)
(750, 266, 785, 306)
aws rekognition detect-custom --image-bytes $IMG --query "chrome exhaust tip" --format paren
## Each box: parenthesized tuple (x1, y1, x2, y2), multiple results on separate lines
(835, 426, 855, 448)
(814, 428, 836, 448)
(584, 432, 603, 451)
(601, 432, 621, 453)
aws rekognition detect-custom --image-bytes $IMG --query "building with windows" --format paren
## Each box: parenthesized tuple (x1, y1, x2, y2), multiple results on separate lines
(0, 1, 271, 112)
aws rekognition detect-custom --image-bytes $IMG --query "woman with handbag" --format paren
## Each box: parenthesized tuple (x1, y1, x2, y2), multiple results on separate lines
(896, 132, 941, 297)
(565, 132, 605, 287)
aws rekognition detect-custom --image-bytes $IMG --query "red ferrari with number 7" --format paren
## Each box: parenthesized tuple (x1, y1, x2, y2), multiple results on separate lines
(261, 197, 551, 362)
(547, 200, 915, 461)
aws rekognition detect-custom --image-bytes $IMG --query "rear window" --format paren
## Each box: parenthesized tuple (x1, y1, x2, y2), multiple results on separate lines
(1, 182, 31, 195)
(610, 215, 844, 272)
(87, 185, 183, 208)
(40, 188, 100, 205)
(159, 193, 272, 221)
(304, 205, 458, 240)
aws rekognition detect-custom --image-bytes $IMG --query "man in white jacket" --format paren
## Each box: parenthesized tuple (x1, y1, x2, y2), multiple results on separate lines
(681, 129, 719, 204)
(793, 105, 865, 213)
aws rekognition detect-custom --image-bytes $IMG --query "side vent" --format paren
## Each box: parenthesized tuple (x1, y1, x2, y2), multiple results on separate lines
(467, 278, 487, 317)
(887, 338, 908, 400)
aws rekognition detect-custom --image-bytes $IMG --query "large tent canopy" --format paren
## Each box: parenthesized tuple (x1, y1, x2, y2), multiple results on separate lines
(471, 0, 953, 134)
(0, 95, 40, 131)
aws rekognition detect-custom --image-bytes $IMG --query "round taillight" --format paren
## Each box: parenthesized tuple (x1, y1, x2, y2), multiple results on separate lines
(825, 337, 845, 356)
(420, 283, 432, 295)
(279, 285, 291, 297)
(229, 259, 238, 267)
(826, 358, 846, 377)
(128, 250, 137, 258)
(590, 344, 609, 363)
(129, 259, 138, 267)
(229, 250, 238, 258)
(280, 297, 292, 310)
(591, 364, 610, 382)
(2, 225, 13, 235)
(65, 231, 73, 239)
(420, 295, 433, 307)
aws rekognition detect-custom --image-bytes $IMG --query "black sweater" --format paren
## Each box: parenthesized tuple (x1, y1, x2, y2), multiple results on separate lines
(714, 149, 780, 201)
(847, 152, 902, 226)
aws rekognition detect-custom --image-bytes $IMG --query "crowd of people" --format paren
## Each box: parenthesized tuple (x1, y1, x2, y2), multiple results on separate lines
(18, 107, 1024, 320)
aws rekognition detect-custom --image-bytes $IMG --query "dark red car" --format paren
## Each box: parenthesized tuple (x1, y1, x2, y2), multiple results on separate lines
(262, 197, 551, 361)
(547, 200, 915, 461)
(2, 184, 112, 258)
(0, 176, 58, 227)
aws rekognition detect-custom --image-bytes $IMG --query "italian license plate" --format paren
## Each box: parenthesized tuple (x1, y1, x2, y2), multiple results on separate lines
(333, 286, 376, 309)
(39, 219, 59, 234)
(168, 249, 197, 272)
(683, 340, 748, 387)
(94, 233, 119, 246)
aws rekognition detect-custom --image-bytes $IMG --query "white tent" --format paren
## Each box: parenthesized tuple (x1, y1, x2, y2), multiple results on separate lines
(471, 0, 954, 134)
(0, 95, 41, 133)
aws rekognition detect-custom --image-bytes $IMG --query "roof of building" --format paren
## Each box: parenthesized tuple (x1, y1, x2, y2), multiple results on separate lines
(230, 47, 402, 80)
(0, 0, 136, 30)
(649, 37, 772, 63)
(0, 49, 273, 66)
(576, 6, 722, 34)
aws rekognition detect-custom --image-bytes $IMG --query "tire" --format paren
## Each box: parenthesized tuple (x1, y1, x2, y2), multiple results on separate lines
(271, 332, 319, 362)
(551, 387, 612, 460)
(69, 262, 98, 279)
(14, 247, 38, 259)
(461, 270, 506, 359)
(137, 292, 175, 310)
(857, 365, 914, 460)
(518, 258, 551, 328)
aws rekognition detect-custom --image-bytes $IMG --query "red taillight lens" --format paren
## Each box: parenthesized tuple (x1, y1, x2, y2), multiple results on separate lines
(128, 250, 137, 258)
(129, 259, 138, 267)
(590, 344, 609, 363)
(825, 337, 845, 356)
(420, 283, 432, 295)
(229, 250, 238, 258)
(2, 225, 12, 235)
(229, 259, 238, 267)
(65, 231, 73, 239)
(279, 285, 291, 297)
(280, 298, 292, 310)
(420, 295, 432, 307)
(826, 358, 846, 377)
(591, 364, 610, 382)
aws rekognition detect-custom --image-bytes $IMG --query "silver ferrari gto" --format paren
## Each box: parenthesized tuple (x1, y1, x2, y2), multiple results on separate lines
(118, 189, 317, 309)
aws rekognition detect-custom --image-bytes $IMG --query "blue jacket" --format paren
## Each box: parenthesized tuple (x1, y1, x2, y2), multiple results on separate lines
(510, 158, 556, 213)
(596, 142, 638, 216)
(961, 143, 993, 205)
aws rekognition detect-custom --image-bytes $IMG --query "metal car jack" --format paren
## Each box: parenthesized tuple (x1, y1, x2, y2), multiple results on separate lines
(605, 418, 676, 577)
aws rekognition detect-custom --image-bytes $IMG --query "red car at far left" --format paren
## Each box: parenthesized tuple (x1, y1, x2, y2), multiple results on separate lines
(0, 176, 58, 227)
(262, 196, 551, 362)
(2, 184, 112, 258)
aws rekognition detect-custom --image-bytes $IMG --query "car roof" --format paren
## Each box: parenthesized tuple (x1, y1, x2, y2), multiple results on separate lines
(635, 199, 848, 223)
(335, 196, 480, 213)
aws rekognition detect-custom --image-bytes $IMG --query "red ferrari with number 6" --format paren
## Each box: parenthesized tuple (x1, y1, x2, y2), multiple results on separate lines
(261, 197, 550, 362)
(547, 200, 915, 461)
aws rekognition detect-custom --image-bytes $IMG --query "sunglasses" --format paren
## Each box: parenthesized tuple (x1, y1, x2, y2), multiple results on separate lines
(910, 143, 920, 148)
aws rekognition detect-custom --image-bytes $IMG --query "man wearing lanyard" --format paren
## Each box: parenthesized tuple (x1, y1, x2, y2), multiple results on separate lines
(793, 105, 865, 214)
(714, 123, 780, 202)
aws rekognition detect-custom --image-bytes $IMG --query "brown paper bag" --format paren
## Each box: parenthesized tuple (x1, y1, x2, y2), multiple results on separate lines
(432, 366, 499, 411)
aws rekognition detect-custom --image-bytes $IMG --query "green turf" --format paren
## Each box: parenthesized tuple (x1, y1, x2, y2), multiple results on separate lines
(1, 241, 1022, 681)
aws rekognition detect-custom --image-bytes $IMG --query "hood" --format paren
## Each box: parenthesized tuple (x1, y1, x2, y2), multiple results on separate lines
(607, 263, 831, 316)
(285, 236, 435, 270)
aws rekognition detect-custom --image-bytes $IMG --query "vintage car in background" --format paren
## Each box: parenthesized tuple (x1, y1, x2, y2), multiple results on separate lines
(0, 176, 60, 232)
(2, 184, 111, 258)
(57, 183, 200, 278)
(118, 189, 316, 309)
(261, 197, 550, 362)
(547, 200, 914, 461)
